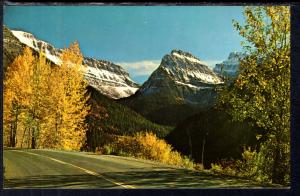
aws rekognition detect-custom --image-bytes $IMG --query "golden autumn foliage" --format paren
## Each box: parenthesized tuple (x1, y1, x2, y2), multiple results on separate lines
(45, 41, 90, 150)
(3, 42, 90, 151)
(104, 132, 195, 168)
(4, 47, 38, 148)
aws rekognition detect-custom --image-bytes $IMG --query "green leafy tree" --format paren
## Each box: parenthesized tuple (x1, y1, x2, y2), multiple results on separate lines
(219, 6, 290, 184)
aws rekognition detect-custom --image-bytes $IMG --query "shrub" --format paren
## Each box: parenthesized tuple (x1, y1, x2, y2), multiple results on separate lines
(181, 155, 195, 169)
(135, 132, 174, 164)
(194, 163, 204, 171)
(105, 132, 195, 169)
(210, 163, 223, 173)
(235, 140, 290, 185)
(235, 147, 258, 178)
(208, 143, 290, 185)
(209, 147, 263, 178)
(209, 159, 238, 176)
(94, 146, 103, 154)
(103, 144, 114, 155)
(168, 151, 184, 166)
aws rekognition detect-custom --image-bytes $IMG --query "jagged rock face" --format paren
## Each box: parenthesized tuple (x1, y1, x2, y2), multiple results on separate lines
(213, 52, 244, 77)
(120, 50, 224, 126)
(138, 50, 223, 105)
(5, 27, 139, 99)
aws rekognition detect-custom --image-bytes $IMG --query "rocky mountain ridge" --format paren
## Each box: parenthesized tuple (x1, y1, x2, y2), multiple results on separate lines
(137, 49, 223, 105)
(6, 27, 139, 99)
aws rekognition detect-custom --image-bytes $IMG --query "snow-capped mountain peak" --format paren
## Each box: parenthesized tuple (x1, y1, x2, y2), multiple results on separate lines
(10, 29, 139, 99)
(158, 50, 223, 85)
(213, 51, 245, 77)
(138, 49, 223, 99)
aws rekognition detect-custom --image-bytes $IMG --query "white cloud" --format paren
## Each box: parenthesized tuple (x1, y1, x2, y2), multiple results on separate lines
(118, 60, 161, 76)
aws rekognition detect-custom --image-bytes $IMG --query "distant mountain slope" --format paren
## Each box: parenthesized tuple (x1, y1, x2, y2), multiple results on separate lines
(7, 27, 139, 99)
(213, 52, 245, 78)
(119, 50, 224, 126)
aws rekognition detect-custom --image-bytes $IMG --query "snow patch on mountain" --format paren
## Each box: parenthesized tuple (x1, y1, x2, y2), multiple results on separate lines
(188, 70, 223, 84)
(172, 51, 205, 65)
(11, 30, 37, 49)
(175, 81, 213, 90)
(87, 66, 131, 86)
(93, 85, 138, 99)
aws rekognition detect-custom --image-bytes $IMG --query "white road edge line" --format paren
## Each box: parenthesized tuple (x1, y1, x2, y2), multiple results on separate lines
(14, 150, 136, 189)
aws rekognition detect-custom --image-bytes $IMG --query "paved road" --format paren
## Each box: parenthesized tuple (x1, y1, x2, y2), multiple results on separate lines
(3, 148, 281, 189)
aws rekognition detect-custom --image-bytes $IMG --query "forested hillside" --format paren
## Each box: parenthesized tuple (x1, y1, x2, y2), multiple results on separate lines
(84, 86, 172, 151)
(166, 108, 260, 168)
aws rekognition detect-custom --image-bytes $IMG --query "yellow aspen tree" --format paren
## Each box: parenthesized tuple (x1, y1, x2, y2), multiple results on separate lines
(4, 43, 90, 151)
(54, 41, 90, 150)
(3, 47, 34, 147)
(44, 66, 65, 148)
(30, 53, 54, 148)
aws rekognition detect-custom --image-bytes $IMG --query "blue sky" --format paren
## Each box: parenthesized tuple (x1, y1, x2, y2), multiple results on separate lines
(4, 6, 244, 84)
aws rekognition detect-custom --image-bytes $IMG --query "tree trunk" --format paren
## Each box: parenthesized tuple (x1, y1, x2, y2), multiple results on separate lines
(28, 128, 31, 148)
(20, 127, 27, 148)
(186, 130, 193, 159)
(11, 121, 17, 147)
(9, 122, 14, 147)
(201, 137, 206, 166)
(10, 110, 19, 147)
(55, 119, 58, 147)
(31, 128, 36, 149)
